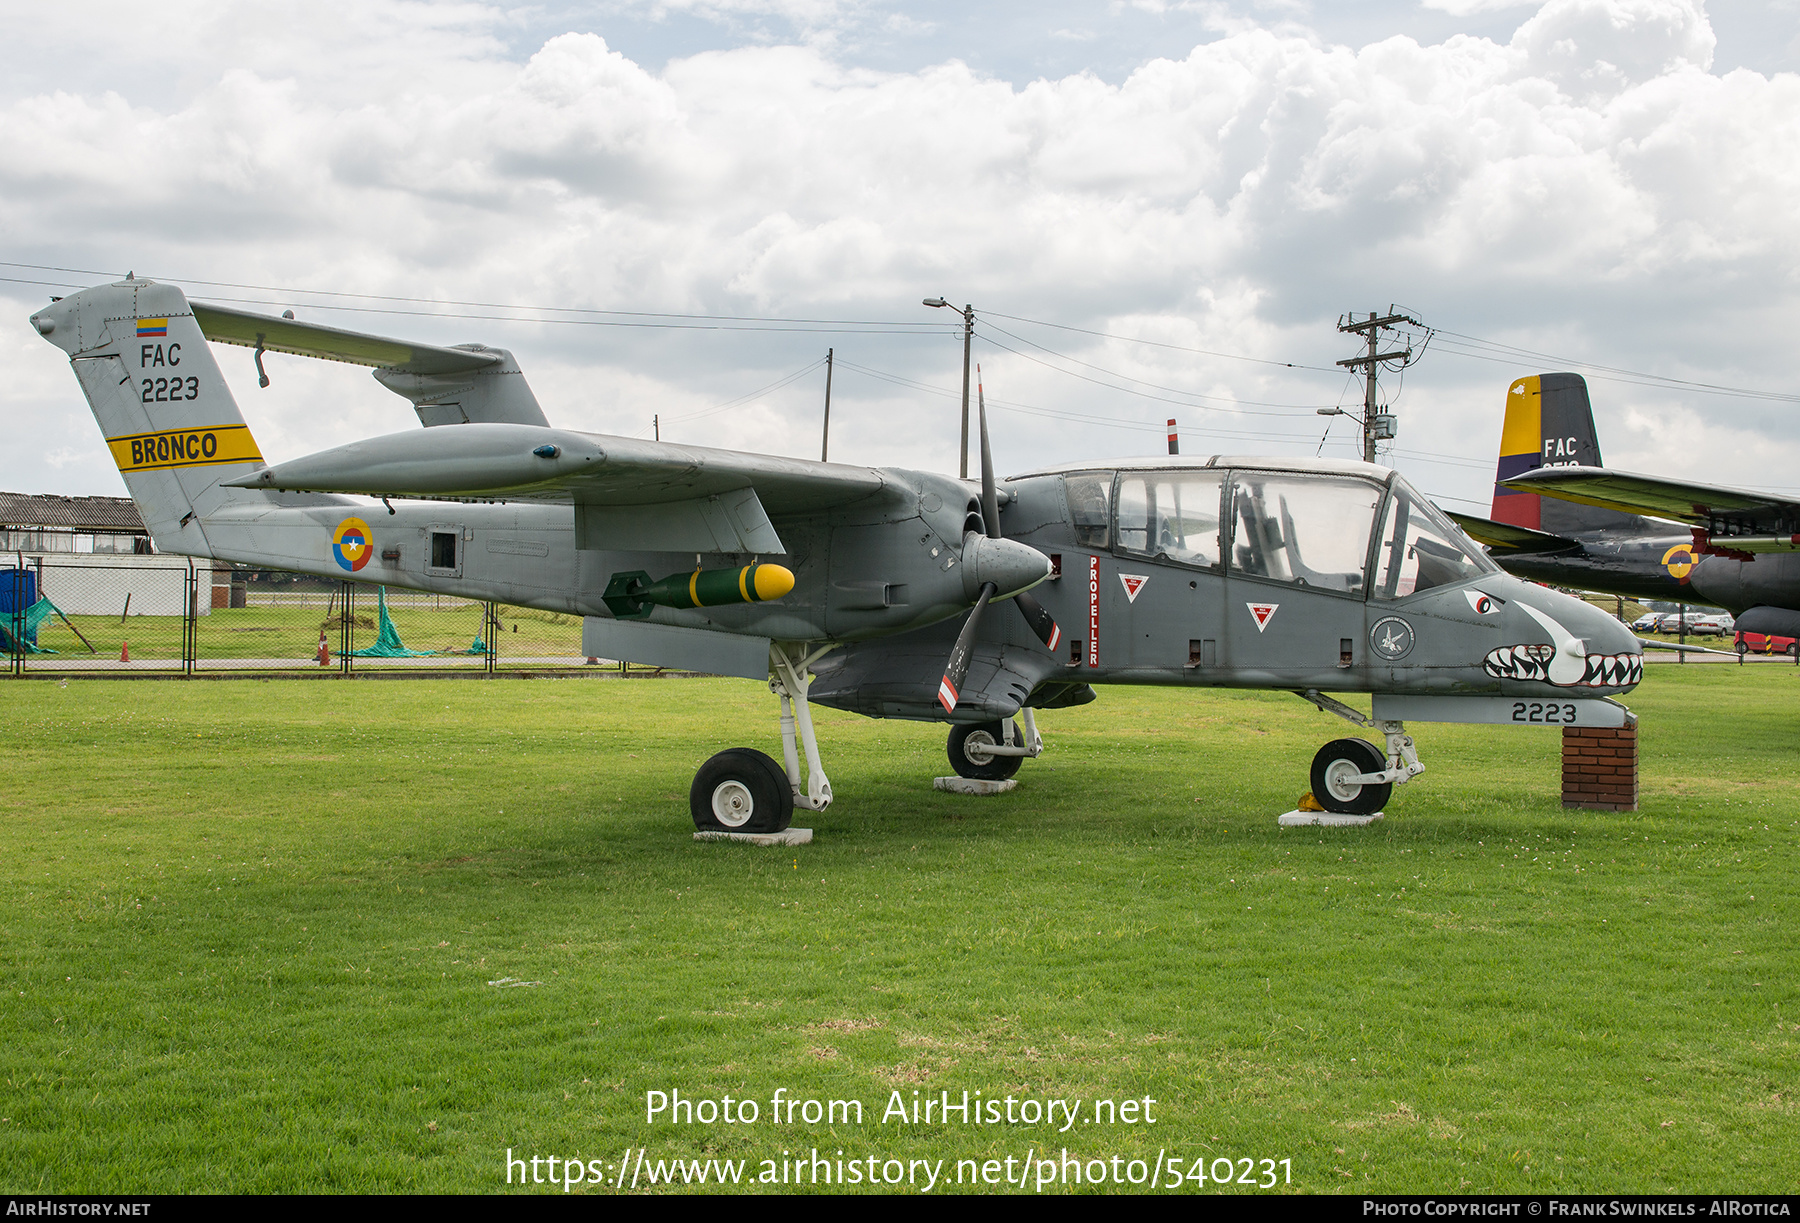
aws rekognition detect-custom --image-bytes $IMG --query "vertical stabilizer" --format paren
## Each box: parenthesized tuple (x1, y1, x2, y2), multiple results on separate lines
(1489, 372, 1642, 537)
(31, 279, 270, 558)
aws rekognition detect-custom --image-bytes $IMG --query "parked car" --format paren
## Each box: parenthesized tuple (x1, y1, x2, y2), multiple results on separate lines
(1630, 613, 1663, 632)
(1736, 629, 1797, 656)
(1691, 614, 1734, 636)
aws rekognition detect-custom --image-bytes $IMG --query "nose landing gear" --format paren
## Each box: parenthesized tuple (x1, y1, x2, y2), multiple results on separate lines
(945, 709, 1043, 781)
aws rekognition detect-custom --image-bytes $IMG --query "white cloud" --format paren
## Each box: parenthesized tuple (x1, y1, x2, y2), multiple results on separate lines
(1422, 0, 1537, 16)
(1513, 0, 1714, 97)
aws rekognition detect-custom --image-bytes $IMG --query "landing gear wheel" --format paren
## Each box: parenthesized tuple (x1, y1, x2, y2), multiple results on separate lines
(947, 720, 1023, 781)
(690, 748, 793, 833)
(1310, 738, 1392, 815)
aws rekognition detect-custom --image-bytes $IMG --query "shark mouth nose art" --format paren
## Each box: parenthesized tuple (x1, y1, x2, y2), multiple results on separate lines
(1482, 599, 1642, 688)
(1482, 644, 1643, 687)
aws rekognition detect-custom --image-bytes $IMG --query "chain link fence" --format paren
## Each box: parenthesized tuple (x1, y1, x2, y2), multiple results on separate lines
(4, 558, 665, 677)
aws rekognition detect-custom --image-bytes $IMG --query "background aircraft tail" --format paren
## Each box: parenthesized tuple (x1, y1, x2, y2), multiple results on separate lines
(30, 278, 322, 559)
(1489, 372, 1645, 538)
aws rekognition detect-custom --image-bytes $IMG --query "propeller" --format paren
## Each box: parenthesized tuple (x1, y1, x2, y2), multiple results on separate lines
(937, 367, 1063, 712)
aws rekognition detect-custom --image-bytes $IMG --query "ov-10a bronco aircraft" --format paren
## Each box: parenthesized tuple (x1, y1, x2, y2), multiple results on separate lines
(32, 278, 1643, 831)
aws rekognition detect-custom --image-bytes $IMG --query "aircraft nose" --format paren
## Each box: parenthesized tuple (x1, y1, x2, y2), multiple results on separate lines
(1576, 600, 1641, 658)
(1490, 580, 1643, 694)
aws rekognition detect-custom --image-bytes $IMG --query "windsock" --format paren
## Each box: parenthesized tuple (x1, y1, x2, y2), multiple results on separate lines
(603, 562, 795, 620)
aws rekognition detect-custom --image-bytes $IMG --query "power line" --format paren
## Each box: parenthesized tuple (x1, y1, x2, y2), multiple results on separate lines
(979, 318, 1332, 413)
(1431, 329, 1800, 404)
(980, 308, 1342, 374)
(18, 258, 1790, 406)
(835, 358, 1326, 445)
(0, 261, 957, 333)
(974, 326, 1326, 417)
(661, 356, 830, 427)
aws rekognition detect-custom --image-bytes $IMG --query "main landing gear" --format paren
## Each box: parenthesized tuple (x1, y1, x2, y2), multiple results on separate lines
(945, 710, 1043, 781)
(689, 642, 836, 834)
(1299, 690, 1425, 815)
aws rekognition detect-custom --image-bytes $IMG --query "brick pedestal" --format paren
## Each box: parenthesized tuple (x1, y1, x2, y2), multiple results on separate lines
(1562, 722, 1638, 811)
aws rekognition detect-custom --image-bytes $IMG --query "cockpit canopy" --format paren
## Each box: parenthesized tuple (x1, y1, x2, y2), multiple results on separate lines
(1061, 466, 1495, 601)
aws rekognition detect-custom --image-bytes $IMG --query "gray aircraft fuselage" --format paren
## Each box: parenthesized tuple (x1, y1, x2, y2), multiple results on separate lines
(29, 277, 1643, 738)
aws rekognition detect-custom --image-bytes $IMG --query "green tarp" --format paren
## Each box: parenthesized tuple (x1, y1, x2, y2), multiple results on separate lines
(341, 588, 491, 657)
(0, 596, 62, 654)
(342, 587, 435, 658)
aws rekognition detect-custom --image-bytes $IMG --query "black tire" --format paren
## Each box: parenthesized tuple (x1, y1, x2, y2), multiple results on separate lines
(1309, 738, 1392, 815)
(690, 748, 793, 833)
(1788, 644, 1797, 658)
(1736, 640, 1749, 656)
(947, 720, 1024, 781)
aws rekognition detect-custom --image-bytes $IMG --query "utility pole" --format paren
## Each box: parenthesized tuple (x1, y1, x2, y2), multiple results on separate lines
(820, 348, 834, 462)
(653, 414, 659, 442)
(1335, 308, 1423, 463)
(924, 298, 975, 478)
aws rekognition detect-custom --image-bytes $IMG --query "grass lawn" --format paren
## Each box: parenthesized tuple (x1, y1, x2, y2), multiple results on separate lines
(27, 602, 586, 665)
(0, 665, 1793, 1193)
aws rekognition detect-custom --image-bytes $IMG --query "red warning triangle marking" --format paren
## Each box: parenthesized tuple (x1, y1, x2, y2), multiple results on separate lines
(1119, 573, 1148, 603)
(1246, 602, 1279, 632)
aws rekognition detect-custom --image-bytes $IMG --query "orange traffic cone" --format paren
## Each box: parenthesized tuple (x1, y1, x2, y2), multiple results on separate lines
(317, 629, 331, 667)
(119, 639, 129, 663)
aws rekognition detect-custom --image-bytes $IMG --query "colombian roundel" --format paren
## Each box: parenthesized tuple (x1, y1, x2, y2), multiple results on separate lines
(332, 517, 374, 572)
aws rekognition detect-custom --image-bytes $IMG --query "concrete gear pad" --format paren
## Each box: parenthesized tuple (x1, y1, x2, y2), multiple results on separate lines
(1278, 810, 1383, 827)
(933, 777, 1018, 796)
(693, 827, 814, 846)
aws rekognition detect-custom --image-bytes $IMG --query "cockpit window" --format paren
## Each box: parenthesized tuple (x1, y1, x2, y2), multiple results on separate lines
(1115, 471, 1224, 568)
(1064, 472, 1111, 548)
(1227, 473, 1383, 596)
(1373, 482, 1498, 600)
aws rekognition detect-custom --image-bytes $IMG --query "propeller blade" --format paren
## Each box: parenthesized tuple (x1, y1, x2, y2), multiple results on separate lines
(938, 582, 996, 712)
(977, 366, 999, 540)
(1013, 589, 1062, 652)
(977, 368, 1062, 655)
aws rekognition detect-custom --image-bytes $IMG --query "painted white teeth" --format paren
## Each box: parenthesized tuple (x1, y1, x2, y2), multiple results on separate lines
(1483, 646, 1642, 688)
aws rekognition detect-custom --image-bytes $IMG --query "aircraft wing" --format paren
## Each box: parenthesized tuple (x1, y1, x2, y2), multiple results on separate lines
(1443, 510, 1577, 554)
(223, 423, 890, 554)
(1502, 465, 1800, 553)
(1502, 466, 1784, 525)
(191, 301, 501, 375)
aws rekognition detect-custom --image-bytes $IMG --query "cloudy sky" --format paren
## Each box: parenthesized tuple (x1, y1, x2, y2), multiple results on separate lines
(4, 0, 1798, 518)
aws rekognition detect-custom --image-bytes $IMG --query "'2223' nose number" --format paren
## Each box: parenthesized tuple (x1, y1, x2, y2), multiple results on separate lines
(1513, 701, 1580, 723)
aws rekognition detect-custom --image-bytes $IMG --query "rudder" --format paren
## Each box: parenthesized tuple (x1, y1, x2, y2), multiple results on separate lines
(32, 279, 268, 558)
(1489, 372, 1640, 537)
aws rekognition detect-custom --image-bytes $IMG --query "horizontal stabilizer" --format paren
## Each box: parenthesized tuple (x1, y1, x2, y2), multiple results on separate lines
(192, 302, 501, 375)
(194, 301, 550, 428)
(1503, 466, 1787, 527)
(1444, 510, 1576, 554)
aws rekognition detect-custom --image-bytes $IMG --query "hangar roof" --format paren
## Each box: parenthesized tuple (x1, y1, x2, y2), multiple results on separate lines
(0, 492, 146, 533)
